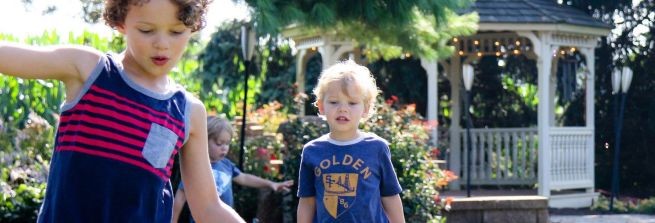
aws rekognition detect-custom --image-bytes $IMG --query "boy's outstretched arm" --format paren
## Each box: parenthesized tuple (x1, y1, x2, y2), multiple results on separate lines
(297, 197, 316, 223)
(233, 173, 294, 192)
(171, 189, 187, 223)
(381, 195, 405, 223)
(0, 42, 100, 85)
(180, 100, 245, 223)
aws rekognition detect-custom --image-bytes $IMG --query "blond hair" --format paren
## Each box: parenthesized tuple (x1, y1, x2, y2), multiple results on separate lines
(207, 116, 233, 140)
(312, 60, 379, 117)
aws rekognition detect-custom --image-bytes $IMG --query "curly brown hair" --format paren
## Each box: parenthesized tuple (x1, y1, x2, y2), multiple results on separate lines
(103, 0, 210, 32)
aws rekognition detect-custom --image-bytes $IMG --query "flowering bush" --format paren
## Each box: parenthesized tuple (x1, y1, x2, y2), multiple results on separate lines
(230, 102, 296, 222)
(364, 102, 455, 222)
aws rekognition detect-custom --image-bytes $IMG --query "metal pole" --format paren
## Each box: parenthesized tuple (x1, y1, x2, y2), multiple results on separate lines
(609, 92, 627, 212)
(464, 89, 473, 197)
(238, 60, 250, 170)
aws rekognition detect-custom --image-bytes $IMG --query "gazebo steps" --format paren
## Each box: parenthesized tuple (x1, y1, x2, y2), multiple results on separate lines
(444, 196, 549, 223)
(549, 191, 599, 208)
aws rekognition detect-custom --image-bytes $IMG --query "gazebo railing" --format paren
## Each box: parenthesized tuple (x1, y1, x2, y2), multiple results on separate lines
(459, 127, 538, 185)
(549, 127, 594, 190)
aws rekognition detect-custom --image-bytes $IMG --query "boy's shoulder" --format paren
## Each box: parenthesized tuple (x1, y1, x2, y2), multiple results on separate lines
(302, 134, 331, 150)
(360, 132, 390, 147)
(302, 132, 389, 150)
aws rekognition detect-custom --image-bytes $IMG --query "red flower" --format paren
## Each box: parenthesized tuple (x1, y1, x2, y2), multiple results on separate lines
(443, 170, 459, 182)
(433, 194, 441, 203)
(406, 104, 416, 113)
(270, 153, 277, 160)
(391, 95, 399, 101)
(256, 147, 268, 158)
(437, 178, 448, 188)
(263, 165, 270, 173)
(430, 148, 441, 157)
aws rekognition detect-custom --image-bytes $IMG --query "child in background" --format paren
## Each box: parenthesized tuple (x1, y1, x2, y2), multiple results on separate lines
(172, 116, 294, 223)
(296, 60, 406, 222)
(0, 0, 244, 222)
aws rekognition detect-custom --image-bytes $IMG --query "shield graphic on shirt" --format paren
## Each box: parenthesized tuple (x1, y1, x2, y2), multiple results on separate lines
(322, 173, 358, 218)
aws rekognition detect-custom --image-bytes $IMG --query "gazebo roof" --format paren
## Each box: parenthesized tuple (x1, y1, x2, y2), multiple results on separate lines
(464, 0, 612, 33)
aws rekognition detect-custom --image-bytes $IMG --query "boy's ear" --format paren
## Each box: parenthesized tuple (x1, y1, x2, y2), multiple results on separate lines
(316, 100, 324, 114)
(361, 104, 370, 118)
(116, 24, 126, 34)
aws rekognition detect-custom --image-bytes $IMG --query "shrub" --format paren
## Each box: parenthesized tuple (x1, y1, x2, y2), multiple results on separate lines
(0, 113, 53, 222)
(230, 102, 297, 222)
(592, 195, 655, 214)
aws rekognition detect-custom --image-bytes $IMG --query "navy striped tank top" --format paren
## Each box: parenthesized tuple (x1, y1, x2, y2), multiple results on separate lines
(37, 54, 191, 223)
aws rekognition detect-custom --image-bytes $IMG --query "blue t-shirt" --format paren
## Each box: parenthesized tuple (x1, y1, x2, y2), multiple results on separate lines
(297, 133, 402, 223)
(179, 158, 241, 206)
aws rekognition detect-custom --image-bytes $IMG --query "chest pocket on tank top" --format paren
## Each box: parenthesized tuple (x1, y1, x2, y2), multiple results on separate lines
(142, 123, 178, 168)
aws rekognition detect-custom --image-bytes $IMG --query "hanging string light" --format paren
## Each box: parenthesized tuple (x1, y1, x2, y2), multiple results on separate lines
(450, 37, 578, 59)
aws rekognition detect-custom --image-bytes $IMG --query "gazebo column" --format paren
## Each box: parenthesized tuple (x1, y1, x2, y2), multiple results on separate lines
(581, 47, 596, 193)
(536, 32, 554, 197)
(550, 57, 558, 125)
(295, 49, 307, 116)
(420, 59, 439, 149)
(319, 43, 354, 69)
(449, 56, 462, 189)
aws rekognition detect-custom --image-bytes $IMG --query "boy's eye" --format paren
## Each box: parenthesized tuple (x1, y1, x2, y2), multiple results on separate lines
(349, 102, 358, 105)
(138, 29, 152, 34)
(170, 30, 185, 35)
(328, 101, 338, 104)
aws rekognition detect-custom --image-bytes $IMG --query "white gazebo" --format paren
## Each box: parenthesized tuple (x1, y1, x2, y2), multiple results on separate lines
(284, 0, 611, 208)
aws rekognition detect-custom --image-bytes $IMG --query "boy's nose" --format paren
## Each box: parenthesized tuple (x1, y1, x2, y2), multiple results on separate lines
(337, 105, 348, 113)
(153, 35, 169, 50)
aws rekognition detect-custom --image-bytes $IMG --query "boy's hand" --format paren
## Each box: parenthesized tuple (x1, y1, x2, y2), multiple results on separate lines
(271, 180, 294, 193)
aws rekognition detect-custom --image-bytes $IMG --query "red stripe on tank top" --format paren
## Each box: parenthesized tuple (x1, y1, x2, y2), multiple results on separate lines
(66, 102, 185, 139)
(89, 85, 185, 126)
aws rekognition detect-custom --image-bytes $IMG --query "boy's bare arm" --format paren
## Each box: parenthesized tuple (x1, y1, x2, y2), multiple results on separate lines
(381, 195, 405, 223)
(0, 42, 100, 82)
(297, 197, 316, 223)
(233, 173, 293, 192)
(171, 189, 187, 223)
(0, 42, 102, 103)
(180, 100, 245, 223)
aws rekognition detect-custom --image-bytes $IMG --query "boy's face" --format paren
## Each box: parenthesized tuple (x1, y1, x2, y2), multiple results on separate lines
(209, 130, 231, 162)
(317, 82, 369, 141)
(117, 0, 192, 77)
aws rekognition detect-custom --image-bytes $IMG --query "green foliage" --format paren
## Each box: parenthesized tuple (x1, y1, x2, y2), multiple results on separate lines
(578, 0, 655, 198)
(228, 102, 294, 221)
(194, 20, 299, 118)
(591, 196, 655, 214)
(0, 31, 124, 131)
(231, 133, 286, 221)
(248, 0, 478, 60)
(363, 102, 447, 222)
(467, 55, 538, 128)
(0, 114, 53, 222)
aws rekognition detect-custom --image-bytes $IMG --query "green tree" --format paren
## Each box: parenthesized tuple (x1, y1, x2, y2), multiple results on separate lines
(246, 0, 478, 60)
(569, 0, 655, 198)
(194, 20, 302, 117)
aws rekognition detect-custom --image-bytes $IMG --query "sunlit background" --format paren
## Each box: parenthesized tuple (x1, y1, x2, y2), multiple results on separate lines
(0, 0, 250, 40)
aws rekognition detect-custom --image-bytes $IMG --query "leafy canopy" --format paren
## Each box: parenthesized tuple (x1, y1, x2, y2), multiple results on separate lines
(245, 0, 479, 60)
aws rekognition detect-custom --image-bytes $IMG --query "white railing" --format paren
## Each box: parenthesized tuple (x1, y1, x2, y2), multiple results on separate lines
(549, 127, 594, 190)
(459, 128, 538, 185)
